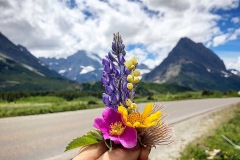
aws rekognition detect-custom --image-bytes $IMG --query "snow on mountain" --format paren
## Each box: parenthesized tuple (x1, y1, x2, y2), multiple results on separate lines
(40, 50, 151, 82)
(40, 50, 102, 82)
(80, 66, 95, 74)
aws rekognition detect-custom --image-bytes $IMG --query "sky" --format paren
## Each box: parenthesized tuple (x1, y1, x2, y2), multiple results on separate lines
(0, 0, 240, 70)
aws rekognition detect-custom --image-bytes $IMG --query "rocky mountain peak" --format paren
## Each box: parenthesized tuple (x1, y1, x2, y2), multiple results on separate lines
(143, 37, 240, 91)
(168, 37, 226, 71)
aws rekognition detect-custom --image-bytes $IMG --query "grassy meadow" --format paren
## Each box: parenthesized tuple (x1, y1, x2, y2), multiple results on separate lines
(0, 95, 103, 117)
(0, 82, 239, 118)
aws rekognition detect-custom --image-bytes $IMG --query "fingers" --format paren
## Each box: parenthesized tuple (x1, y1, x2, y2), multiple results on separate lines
(97, 145, 141, 160)
(73, 143, 151, 160)
(138, 147, 151, 160)
(73, 142, 108, 160)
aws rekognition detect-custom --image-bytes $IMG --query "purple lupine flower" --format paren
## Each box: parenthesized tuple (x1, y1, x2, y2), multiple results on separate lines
(101, 33, 131, 109)
(118, 53, 125, 65)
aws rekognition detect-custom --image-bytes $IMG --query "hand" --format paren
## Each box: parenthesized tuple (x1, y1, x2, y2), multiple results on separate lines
(73, 142, 151, 160)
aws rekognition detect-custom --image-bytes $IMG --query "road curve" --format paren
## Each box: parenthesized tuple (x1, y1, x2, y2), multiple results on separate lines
(0, 98, 239, 160)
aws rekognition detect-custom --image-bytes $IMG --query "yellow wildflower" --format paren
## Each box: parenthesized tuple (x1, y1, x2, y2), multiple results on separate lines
(118, 104, 162, 128)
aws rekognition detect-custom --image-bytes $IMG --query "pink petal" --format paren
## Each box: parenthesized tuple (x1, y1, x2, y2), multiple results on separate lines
(93, 117, 109, 133)
(102, 107, 121, 124)
(119, 127, 137, 148)
(103, 133, 109, 140)
(109, 135, 121, 144)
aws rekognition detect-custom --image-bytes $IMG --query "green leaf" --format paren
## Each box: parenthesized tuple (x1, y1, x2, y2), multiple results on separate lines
(88, 130, 103, 141)
(65, 135, 99, 151)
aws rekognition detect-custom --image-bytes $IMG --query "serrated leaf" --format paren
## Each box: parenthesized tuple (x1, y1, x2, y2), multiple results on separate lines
(88, 130, 103, 141)
(65, 135, 99, 151)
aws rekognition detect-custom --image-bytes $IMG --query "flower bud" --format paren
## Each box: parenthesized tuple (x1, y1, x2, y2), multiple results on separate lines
(124, 60, 132, 69)
(127, 75, 134, 83)
(127, 83, 133, 90)
(125, 99, 132, 106)
(133, 77, 139, 83)
(131, 56, 138, 65)
(130, 103, 137, 109)
(133, 69, 141, 76)
(130, 65, 135, 70)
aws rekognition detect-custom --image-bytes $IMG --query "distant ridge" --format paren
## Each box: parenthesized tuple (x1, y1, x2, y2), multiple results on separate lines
(0, 32, 76, 91)
(143, 37, 240, 91)
(0, 32, 61, 77)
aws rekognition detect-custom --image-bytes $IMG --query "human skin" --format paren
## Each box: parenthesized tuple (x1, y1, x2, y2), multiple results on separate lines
(73, 142, 151, 160)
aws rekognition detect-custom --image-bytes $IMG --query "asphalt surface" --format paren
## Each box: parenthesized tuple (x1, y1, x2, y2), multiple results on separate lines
(0, 98, 239, 160)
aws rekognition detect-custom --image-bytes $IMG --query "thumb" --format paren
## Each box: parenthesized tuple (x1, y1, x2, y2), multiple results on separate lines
(73, 142, 108, 160)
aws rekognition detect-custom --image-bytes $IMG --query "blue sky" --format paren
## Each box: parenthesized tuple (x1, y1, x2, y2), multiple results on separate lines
(209, 5, 240, 69)
(0, 0, 239, 70)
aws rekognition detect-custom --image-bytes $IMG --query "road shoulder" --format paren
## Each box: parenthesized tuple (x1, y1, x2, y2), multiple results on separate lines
(149, 102, 240, 160)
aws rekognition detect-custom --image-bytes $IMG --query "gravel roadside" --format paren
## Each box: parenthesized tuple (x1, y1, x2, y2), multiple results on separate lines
(149, 103, 240, 160)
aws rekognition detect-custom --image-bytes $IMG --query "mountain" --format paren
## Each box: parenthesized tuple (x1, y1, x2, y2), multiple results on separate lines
(143, 37, 240, 91)
(40, 50, 103, 82)
(40, 51, 151, 82)
(0, 32, 61, 78)
(0, 32, 77, 91)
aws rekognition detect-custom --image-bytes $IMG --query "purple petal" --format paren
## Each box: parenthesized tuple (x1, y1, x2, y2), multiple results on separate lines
(102, 107, 121, 124)
(108, 52, 116, 62)
(109, 104, 117, 110)
(102, 57, 109, 66)
(115, 92, 120, 102)
(104, 65, 112, 73)
(118, 53, 125, 65)
(101, 77, 108, 85)
(112, 79, 118, 88)
(110, 94, 117, 105)
(119, 127, 137, 148)
(112, 42, 116, 51)
(93, 118, 109, 134)
(124, 67, 131, 74)
(114, 67, 121, 78)
(102, 71, 107, 76)
(105, 86, 113, 95)
(122, 79, 127, 91)
(102, 93, 110, 105)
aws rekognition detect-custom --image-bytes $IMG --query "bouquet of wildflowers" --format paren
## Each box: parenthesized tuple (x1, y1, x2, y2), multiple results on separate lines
(66, 33, 172, 152)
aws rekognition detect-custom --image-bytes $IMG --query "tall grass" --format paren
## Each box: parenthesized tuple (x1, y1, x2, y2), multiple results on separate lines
(0, 96, 103, 117)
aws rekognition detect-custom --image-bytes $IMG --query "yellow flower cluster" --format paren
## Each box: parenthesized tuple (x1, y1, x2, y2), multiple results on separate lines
(124, 56, 141, 86)
(119, 56, 161, 129)
(124, 56, 141, 111)
(118, 103, 162, 128)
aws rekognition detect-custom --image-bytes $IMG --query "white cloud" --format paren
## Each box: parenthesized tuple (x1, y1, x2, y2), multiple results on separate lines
(212, 28, 240, 46)
(223, 56, 240, 71)
(218, 51, 240, 70)
(229, 28, 240, 40)
(0, 0, 240, 69)
(231, 17, 240, 23)
(213, 34, 228, 46)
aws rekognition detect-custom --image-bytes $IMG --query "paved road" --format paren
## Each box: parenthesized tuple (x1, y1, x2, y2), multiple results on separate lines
(0, 98, 239, 160)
